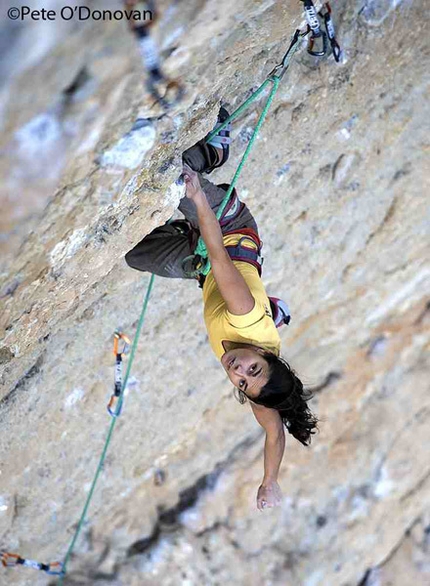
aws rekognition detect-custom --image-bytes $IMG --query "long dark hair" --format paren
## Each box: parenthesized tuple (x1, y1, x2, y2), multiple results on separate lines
(233, 353, 318, 446)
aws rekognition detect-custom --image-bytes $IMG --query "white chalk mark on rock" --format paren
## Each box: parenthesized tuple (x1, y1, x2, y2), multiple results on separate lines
(374, 467, 394, 498)
(165, 177, 186, 206)
(0, 495, 10, 512)
(50, 228, 88, 269)
(100, 120, 156, 169)
(64, 387, 85, 409)
(15, 112, 62, 158)
(124, 376, 139, 397)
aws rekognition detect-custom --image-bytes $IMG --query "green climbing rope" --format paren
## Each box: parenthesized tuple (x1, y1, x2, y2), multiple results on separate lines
(53, 27, 306, 584)
(58, 273, 155, 585)
(190, 28, 306, 277)
(57, 70, 284, 584)
(190, 77, 279, 278)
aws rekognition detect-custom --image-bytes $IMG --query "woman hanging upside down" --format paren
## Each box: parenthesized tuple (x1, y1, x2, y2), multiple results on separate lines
(125, 107, 318, 510)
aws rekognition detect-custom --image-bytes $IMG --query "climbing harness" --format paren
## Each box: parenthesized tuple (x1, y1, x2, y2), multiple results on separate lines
(301, 0, 328, 57)
(1, 551, 64, 577)
(223, 228, 264, 276)
(107, 331, 131, 418)
(124, 0, 184, 108)
(319, 2, 342, 62)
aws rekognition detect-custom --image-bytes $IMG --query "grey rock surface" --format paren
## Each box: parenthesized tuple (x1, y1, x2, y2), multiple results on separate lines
(0, 0, 429, 585)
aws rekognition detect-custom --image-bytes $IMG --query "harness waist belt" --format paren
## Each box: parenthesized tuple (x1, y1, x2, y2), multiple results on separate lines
(223, 228, 264, 276)
(197, 228, 263, 289)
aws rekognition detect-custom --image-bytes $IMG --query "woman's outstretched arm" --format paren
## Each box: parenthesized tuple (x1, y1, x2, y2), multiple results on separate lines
(250, 402, 285, 510)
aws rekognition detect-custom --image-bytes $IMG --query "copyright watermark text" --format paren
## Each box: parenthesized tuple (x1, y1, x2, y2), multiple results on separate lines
(7, 5, 153, 22)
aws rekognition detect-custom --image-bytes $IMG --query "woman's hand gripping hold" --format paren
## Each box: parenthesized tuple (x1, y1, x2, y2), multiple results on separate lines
(183, 163, 204, 203)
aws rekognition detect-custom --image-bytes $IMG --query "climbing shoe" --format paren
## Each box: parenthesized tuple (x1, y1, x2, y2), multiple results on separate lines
(204, 106, 232, 174)
(269, 297, 291, 328)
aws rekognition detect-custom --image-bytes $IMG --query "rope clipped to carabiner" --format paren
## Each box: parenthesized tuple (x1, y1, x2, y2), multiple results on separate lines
(1, 551, 64, 577)
(124, 0, 184, 109)
(268, 27, 310, 79)
(107, 331, 131, 418)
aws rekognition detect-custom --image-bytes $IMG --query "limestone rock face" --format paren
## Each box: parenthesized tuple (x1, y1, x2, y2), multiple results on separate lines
(0, 1, 429, 585)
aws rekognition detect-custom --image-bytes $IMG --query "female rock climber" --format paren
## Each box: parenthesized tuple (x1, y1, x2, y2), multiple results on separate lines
(125, 108, 318, 510)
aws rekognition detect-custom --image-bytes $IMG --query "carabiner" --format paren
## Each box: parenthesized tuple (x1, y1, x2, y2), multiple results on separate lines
(301, 0, 328, 57)
(113, 331, 131, 358)
(307, 30, 328, 57)
(181, 253, 209, 279)
(320, 2, 342, 62)
(46, 562, 65, 576)
(1, 552, 20, 568)
(147, 76, 185, 110)
(108, 331, 131, 418)
(107, 393, 122, 418)
(268, 28, 309, 80)
(0, 552, 64, 576)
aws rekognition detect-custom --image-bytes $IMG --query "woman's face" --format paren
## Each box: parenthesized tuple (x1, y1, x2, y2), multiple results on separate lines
(221, 346, 270, 400)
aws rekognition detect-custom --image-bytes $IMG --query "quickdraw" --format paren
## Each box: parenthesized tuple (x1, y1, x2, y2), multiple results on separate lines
(268, 27, 310, 79)
(107, 331, 131, 418)
(1, 551, 64, 576)
(319, 2, 342, 62)
(124, 0, 184, 108)
(301, 0, 328, 57)
(301, 0, 342, 61)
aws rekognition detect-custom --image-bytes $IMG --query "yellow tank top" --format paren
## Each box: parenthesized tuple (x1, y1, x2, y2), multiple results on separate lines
(202, 233, 281, 360)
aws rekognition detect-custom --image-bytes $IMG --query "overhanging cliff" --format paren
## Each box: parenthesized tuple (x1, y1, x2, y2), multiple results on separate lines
(0, 1, 429, 585)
